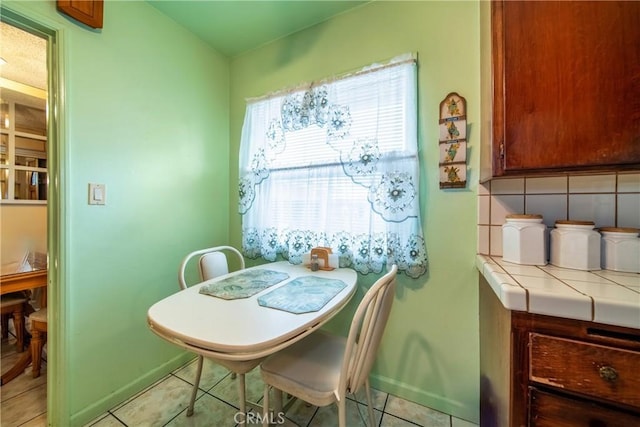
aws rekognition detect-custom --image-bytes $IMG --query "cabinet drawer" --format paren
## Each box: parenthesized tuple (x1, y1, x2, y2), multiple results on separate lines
(529, 388, 640, 427)
(529, 333, 640, 408)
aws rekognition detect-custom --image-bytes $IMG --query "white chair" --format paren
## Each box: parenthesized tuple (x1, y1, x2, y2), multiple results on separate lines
(260, 264, 398, 427)
(178, 246, 246, 417)
(178, 245, 245, 291)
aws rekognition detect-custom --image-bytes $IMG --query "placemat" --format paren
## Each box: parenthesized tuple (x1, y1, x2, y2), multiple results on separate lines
(257, 275, 347, 314)
(199, 269, 290, 300)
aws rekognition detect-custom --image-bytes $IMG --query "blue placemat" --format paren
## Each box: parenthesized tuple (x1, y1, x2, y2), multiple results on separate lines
(257, 275, 347, 314)
(199, 269, 290, 300)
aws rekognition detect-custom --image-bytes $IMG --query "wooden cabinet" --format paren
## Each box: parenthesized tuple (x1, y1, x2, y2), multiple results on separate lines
(529, 334, 640, 409)
(529, 389, 640, 427)
(480, 277, 640, 426)
(480, 0, 640, 180)
(57, 0, 103, 29)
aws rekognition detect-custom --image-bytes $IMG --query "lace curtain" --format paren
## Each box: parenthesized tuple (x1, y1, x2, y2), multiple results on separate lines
(238, 57, 427, 278)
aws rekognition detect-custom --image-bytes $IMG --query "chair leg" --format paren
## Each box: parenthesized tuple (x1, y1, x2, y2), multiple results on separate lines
(338, 397, 347, 427)
(364, 379, 376, 426)
(13, 307, 25, 352)
(187, 355, 204, 417)
(274, 389, 283, 414)
(1, 314, 8, 339)
(31, 329, 46, 378)
(262, 385, 270, 427)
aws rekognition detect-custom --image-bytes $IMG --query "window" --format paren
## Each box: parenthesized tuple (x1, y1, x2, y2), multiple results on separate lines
(239, 56, 427, 277)
(0, 96, 48, 203)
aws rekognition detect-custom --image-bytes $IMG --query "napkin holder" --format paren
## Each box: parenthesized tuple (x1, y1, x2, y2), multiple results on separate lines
(303, 247, 338, 270)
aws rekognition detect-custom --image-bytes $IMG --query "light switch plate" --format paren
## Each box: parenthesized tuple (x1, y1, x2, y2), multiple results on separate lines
(88, 183, 106, 205)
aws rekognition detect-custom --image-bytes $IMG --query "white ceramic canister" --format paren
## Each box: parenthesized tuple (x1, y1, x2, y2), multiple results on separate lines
(600, 227, 640, 273)
(550, 220, 601, 270)
(502, 214, 547, 265)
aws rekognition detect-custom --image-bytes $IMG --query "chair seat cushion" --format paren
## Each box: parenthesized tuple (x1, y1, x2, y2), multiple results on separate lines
(261, 331, 346, 406)
(29, 308, 47, 323)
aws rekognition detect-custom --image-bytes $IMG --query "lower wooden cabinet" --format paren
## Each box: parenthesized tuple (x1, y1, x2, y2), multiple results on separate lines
(529, 333, 640, 408)
(480, 276, 640, 426)
(529, 389, 640, 427)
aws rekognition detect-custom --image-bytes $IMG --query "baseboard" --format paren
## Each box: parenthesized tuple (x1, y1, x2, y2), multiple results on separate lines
(370, 372, 479, 424)
(69, 352, 194, 427)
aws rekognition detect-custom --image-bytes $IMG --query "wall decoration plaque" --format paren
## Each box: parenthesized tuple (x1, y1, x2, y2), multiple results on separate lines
(438, 92, 467, 189)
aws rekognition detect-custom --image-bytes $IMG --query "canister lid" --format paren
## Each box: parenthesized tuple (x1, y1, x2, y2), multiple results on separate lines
(506, 214, 543, 219)
(555, 220, 595, 226)
(599, 227, 640, 234)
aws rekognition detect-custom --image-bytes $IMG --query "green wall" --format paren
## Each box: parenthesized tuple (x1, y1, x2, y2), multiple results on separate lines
(3, 1, 230, 425)
(4, 0, 481, 424)
(229, 1, 480, 422)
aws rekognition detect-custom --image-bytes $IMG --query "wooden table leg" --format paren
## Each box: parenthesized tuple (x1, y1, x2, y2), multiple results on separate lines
(1, 351, 32, 385)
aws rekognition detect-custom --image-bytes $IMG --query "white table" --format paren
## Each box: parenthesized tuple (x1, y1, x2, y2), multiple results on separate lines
(147, 261, 357, 421)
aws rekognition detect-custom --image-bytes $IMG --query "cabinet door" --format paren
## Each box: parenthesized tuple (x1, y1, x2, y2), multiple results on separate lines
(57, 0, 103, 29)
(492, 1, 640, 176)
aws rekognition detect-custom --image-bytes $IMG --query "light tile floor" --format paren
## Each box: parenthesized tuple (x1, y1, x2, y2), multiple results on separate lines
(2, 332, 478, 427)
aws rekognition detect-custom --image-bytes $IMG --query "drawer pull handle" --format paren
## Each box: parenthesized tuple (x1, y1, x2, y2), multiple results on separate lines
(599, 366, 618, 382)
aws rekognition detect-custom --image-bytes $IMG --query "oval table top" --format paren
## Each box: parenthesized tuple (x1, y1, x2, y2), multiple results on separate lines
(147, 261, 357, 361)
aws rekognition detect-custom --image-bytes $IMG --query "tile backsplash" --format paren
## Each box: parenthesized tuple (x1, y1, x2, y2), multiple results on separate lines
(478, 172, 640, 257)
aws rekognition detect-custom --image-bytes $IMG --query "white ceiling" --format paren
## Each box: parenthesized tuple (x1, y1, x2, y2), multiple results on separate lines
(0, 21, 47, 90)
(0, 22, 48, 109)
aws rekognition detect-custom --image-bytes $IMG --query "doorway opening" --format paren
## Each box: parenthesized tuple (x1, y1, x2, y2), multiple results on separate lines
(1, 8, 62, 424)
(0, 21, 48, 266)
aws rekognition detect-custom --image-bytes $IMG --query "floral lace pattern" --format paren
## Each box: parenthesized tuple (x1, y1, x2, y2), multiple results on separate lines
(266, 120, 286, 153)
(241, 228, 427, 278)
(239, 60, 427, 278)
(368, 171, 417, 221)
(281, 86, 331, 131)
(342, 137, 381, 185)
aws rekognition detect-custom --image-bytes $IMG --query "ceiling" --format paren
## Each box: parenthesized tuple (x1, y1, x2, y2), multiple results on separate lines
(0, 1, 368, 105)
(0, 22, 47, 90)
(147, 0, 369, 57)
(0, 21, 47, 108)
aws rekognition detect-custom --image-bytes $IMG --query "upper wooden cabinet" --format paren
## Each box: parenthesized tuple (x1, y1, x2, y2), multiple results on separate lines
(57, 0, 103, 29)
(480, 1, 640, 180)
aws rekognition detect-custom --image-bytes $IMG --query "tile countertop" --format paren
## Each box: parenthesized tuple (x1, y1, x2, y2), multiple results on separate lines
(477, 255, 640, 330)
